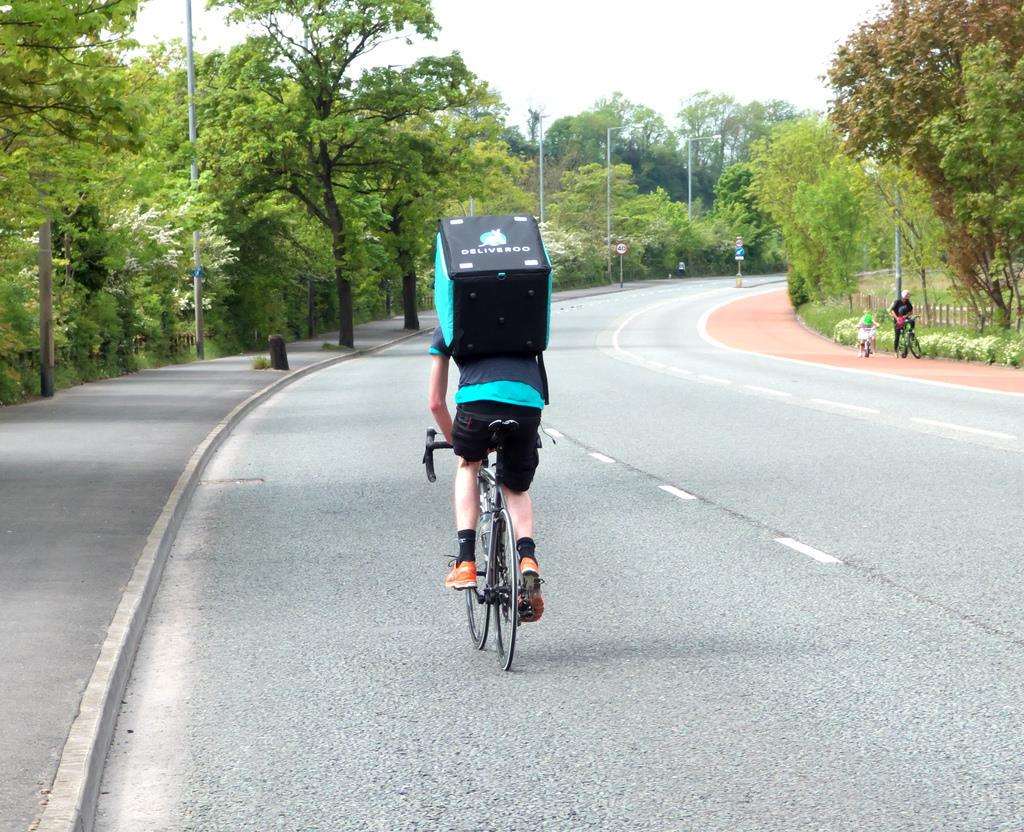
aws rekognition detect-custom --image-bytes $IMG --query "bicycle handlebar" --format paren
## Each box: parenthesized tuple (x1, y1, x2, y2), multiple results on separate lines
(423, 428, 452, 483)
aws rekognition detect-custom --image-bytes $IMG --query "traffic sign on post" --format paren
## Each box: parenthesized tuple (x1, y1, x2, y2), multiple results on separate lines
(614, 242, 628, 288)
(734, 237, 745, 286)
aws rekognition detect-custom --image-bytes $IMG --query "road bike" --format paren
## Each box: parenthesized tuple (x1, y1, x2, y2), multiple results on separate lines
(898, 316, 922, 359)
(423, 421, 535, 671)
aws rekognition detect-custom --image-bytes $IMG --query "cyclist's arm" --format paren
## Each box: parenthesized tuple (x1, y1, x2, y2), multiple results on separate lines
(428, 354, 453, 444)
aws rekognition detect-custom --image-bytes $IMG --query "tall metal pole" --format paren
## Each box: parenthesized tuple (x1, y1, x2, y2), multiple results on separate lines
(682, 134, 720, 221)
(687, 138, 693, 220)
(894, 187, 903, 299)
(605, 124, 631, 284)
(606, 128, 612, 283)
(185, 0, 204, 359)
(538, 114, 545, 223)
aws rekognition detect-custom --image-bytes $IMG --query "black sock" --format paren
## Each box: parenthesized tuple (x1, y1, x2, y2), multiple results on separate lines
(456, 529, 476, 563)
(516, 537, 537, 564)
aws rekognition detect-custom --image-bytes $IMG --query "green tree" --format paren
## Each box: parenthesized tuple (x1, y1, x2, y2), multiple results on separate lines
(751, 118, 869, 304)
(206, 0, 479, 346)
(869, 164, 945, 313)
(677, 91, 800, 210)
(712, 162, 784, 273)
(829, 0, 1024, 327)
(0, 0, 140, 394)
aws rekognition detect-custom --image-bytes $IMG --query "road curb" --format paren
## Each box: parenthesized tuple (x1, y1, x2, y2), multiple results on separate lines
(33, 327, 427, 832)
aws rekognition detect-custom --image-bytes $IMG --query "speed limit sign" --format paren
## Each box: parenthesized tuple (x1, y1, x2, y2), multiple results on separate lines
(614, 242, 628, 256)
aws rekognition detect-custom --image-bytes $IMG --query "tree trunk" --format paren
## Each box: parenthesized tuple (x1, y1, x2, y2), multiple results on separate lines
(329, 225, 354, 347)
(402, 271, 419, 331)
(336, 271, 353, 347)
(39, 217, 55, 397)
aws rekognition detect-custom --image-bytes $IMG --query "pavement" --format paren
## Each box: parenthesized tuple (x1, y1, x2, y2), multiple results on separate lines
(0, 318, 423, 832)
(706, 287, 1024, 395)
(94, 276, 1024, 831)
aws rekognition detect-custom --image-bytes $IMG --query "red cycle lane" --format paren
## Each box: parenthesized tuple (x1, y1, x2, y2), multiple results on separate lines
(705, 288, 1024, 396)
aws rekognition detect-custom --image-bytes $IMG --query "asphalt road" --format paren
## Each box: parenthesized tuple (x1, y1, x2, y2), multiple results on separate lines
(97, 276, 1024, 831)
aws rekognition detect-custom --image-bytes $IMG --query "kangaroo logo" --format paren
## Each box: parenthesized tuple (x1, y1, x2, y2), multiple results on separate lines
(479, 229, 507, 246)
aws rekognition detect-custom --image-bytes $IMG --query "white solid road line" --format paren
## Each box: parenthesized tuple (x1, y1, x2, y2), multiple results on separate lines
(910, 417, 1016, 442)
(658, 484, 697, 501)
(774, 537, 843, 565)
(810, 398, 880, 415)
(589, 452, 616, 464)
(745, 384, 792, 398)
(544, 428, 564, 439)
(698, 374, 732, 385)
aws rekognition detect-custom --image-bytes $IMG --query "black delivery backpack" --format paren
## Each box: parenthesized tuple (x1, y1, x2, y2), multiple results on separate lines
(434, 214, 552, 401)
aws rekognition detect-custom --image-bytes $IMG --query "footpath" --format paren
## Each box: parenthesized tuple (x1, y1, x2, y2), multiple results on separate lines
(706, 287, 1024, 395)
(0, 278, 684, 832)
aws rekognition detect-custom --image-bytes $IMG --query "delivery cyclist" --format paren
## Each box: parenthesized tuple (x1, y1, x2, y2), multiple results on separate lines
(427, 331, 545, 622)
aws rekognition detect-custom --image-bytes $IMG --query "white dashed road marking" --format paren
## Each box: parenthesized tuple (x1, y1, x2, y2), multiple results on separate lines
(589, 452, 616, 464)
(810, 398, 880, 415)
(698, 374, 732, 385)
(775, 537, 843, 565)
(910, 418, 1016, 442)
(744, 384, 792, 398)
(658, 484, 697, 501)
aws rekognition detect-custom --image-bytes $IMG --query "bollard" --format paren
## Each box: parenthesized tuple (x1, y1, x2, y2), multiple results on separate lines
(268, 334, 289, 370)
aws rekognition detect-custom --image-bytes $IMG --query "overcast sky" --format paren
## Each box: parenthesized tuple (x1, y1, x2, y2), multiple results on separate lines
(135, 0, 884, 127)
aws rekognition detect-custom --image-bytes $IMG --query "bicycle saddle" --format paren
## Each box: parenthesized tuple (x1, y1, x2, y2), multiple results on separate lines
(487, 418, 520, 437)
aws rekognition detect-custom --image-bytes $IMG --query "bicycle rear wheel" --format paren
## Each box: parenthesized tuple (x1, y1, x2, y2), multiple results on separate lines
(465, 516, 490, 649)
(491, 510, 519, 671)
(908, 334, 922, 358)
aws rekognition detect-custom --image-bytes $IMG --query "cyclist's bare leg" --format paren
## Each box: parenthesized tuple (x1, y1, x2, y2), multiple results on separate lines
(504, 487, 543, 621)
(454, 457, 482, 531)
(503, 487, 533, 539)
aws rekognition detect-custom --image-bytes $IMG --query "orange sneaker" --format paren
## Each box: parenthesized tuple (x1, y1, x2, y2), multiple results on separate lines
(444, 560, 477, 590)
(518, 558, 544, 623)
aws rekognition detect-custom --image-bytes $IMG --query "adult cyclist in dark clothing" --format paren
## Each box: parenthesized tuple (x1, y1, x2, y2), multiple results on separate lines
(890, 290, 914, 355)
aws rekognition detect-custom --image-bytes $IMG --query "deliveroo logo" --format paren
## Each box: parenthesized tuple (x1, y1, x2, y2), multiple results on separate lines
(479, 229, 507, 246)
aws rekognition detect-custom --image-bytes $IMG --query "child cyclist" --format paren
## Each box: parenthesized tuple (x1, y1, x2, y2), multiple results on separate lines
(857, 312, 878, 357)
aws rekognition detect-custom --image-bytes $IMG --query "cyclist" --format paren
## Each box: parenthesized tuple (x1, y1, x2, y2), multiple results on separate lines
(857, 312, 877, 357)
(890, 290, 914, 355)
(428, 328, 545, 622)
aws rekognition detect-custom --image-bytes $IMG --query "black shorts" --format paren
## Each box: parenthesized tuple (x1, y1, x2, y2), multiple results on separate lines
(452, 401, 542, 493)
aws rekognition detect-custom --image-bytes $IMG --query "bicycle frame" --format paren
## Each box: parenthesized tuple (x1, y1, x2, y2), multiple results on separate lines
(470, 464, 510, 607)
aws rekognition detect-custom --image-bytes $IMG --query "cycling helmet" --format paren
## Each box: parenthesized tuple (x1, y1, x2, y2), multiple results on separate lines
(861, 313, 874, 326)
(901, 289, 910, 299)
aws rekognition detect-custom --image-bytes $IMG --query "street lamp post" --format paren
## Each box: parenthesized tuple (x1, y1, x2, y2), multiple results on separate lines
(894, 187, 903, 300)
(538, 113, 545, 223)
(681, 134, 720, 220)
(185, 0, 204, 359)
(606, 124, 631, 283)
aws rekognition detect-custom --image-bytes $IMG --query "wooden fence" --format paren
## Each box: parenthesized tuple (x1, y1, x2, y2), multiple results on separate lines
(850, 293, 989, 329)
(12, 331, 202, 372)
